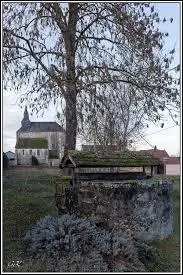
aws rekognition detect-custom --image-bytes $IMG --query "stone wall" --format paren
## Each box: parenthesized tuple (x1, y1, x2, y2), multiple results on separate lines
(56, 179, 174, 241)
(16, 148, 48, 165)
(8, 159, 16, 166)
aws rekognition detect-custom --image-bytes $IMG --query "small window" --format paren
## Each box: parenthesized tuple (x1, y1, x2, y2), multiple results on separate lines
(30, 149, 32, 155)
(37, 149, 40, 156)
(22, 150, 24, 155)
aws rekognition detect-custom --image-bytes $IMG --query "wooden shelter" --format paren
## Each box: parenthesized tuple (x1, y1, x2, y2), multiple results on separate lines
(59, 150, 161, 185)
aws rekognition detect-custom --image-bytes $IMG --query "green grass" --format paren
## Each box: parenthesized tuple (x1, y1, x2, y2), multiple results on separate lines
(3, 169, 180, 272)
(3, 168, 58, 272)
(145, 175, 181, 272)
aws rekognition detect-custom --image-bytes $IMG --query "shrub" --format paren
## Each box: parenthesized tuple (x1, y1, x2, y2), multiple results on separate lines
(23, 214, 145, 272)
(48, 150, 59, 159)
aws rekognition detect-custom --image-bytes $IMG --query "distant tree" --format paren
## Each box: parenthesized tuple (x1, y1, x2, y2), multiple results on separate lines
(82, 84, 146, 150)
(170, 152, 180, 158)
(3, 3, 180, 151)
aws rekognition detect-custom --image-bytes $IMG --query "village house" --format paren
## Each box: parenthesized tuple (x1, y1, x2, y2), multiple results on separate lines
(140, 146, 180, 176)
(165, 157, 180, 176)
(5, 151, 15, 166)
(15, 107, 65, 166)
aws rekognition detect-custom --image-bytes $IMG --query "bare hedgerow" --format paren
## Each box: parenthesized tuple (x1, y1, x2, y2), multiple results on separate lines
(23, 214, 145, 272)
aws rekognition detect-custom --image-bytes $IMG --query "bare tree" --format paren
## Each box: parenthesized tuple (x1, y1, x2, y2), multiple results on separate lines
(82, 83, 146, 151)
(3, 3, 180, 151)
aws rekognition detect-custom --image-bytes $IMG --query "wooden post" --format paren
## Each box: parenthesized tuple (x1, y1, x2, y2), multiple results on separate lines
(72, 168, 75, 187)
(142, 166, 145, 173)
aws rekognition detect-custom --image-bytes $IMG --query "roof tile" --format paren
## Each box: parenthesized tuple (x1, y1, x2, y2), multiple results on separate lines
(140, 148, 169, 161)
(17, 122, 65, 132)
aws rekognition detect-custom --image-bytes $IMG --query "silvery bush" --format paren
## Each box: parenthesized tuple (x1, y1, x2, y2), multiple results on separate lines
(24, 214, 145, 272)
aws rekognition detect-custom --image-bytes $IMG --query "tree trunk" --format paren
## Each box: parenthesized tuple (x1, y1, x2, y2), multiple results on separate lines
(65, 90, 77, 152)
(64, 3, 78, 153)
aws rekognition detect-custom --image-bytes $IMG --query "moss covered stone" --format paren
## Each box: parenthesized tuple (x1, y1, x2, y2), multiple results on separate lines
(52, 176, 72, 189)
(16, 138, 48, 149)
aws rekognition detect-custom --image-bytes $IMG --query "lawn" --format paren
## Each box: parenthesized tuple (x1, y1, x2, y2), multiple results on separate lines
(146, 175, 181, 272)
(2, 169, 181, 272)
(3, 167, 59, 271)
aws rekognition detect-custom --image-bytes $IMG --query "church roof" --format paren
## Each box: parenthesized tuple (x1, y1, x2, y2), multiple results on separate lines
(17, 122, 65, 133)
(16, 138, 48, 148)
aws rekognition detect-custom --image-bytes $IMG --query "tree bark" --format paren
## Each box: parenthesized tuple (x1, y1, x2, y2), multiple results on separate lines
(64, 3, 78, 153)
(65, 90, 77, 152)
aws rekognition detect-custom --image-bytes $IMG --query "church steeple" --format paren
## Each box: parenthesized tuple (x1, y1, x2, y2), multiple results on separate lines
(21, 106, 31, 128)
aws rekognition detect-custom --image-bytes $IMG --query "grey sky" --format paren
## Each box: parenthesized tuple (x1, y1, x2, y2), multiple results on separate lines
(2, 2, 181, 156)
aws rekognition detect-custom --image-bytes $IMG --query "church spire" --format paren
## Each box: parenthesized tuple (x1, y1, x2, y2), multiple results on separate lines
(24, 106, 29, 120)
(21, 106, 31, 128)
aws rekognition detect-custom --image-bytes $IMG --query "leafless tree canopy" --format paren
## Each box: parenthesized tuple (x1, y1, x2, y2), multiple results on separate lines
(3, 3, 180, 150)
(82, 83, 146, 150)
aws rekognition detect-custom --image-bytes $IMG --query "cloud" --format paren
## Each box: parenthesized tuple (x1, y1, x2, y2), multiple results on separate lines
(2, 90, 59, 152)
(136, 126, 180, 156)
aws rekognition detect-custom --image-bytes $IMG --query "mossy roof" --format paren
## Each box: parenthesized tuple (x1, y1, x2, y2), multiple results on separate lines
(60, 150, 161, 168)
(15, 138, 48, 149)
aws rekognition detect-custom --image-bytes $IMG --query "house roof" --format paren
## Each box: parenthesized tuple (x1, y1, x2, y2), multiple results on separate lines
(166, 157, 180, 165)
(5, 151, 15, 160)
(60, 150, 161, 168)
(17, 122, 65, 133)
(6, 151, 15, 154)
(140, 148, 169, 161)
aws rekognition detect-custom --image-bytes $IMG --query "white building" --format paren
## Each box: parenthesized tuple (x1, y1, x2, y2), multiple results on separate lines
(15, 107, 65, 166)
(165, 157, 180, 176)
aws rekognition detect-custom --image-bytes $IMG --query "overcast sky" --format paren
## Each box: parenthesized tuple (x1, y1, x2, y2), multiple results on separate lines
(2, 2, 181, 156)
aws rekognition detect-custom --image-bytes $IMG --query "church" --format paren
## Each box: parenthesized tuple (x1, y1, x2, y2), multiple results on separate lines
(15, 107, 65, 166)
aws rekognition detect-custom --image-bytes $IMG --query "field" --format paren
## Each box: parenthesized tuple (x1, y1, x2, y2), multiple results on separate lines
(3, 168, 181, 272)
(3, 167, 58, 271)
(146, 175, 181, 272)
